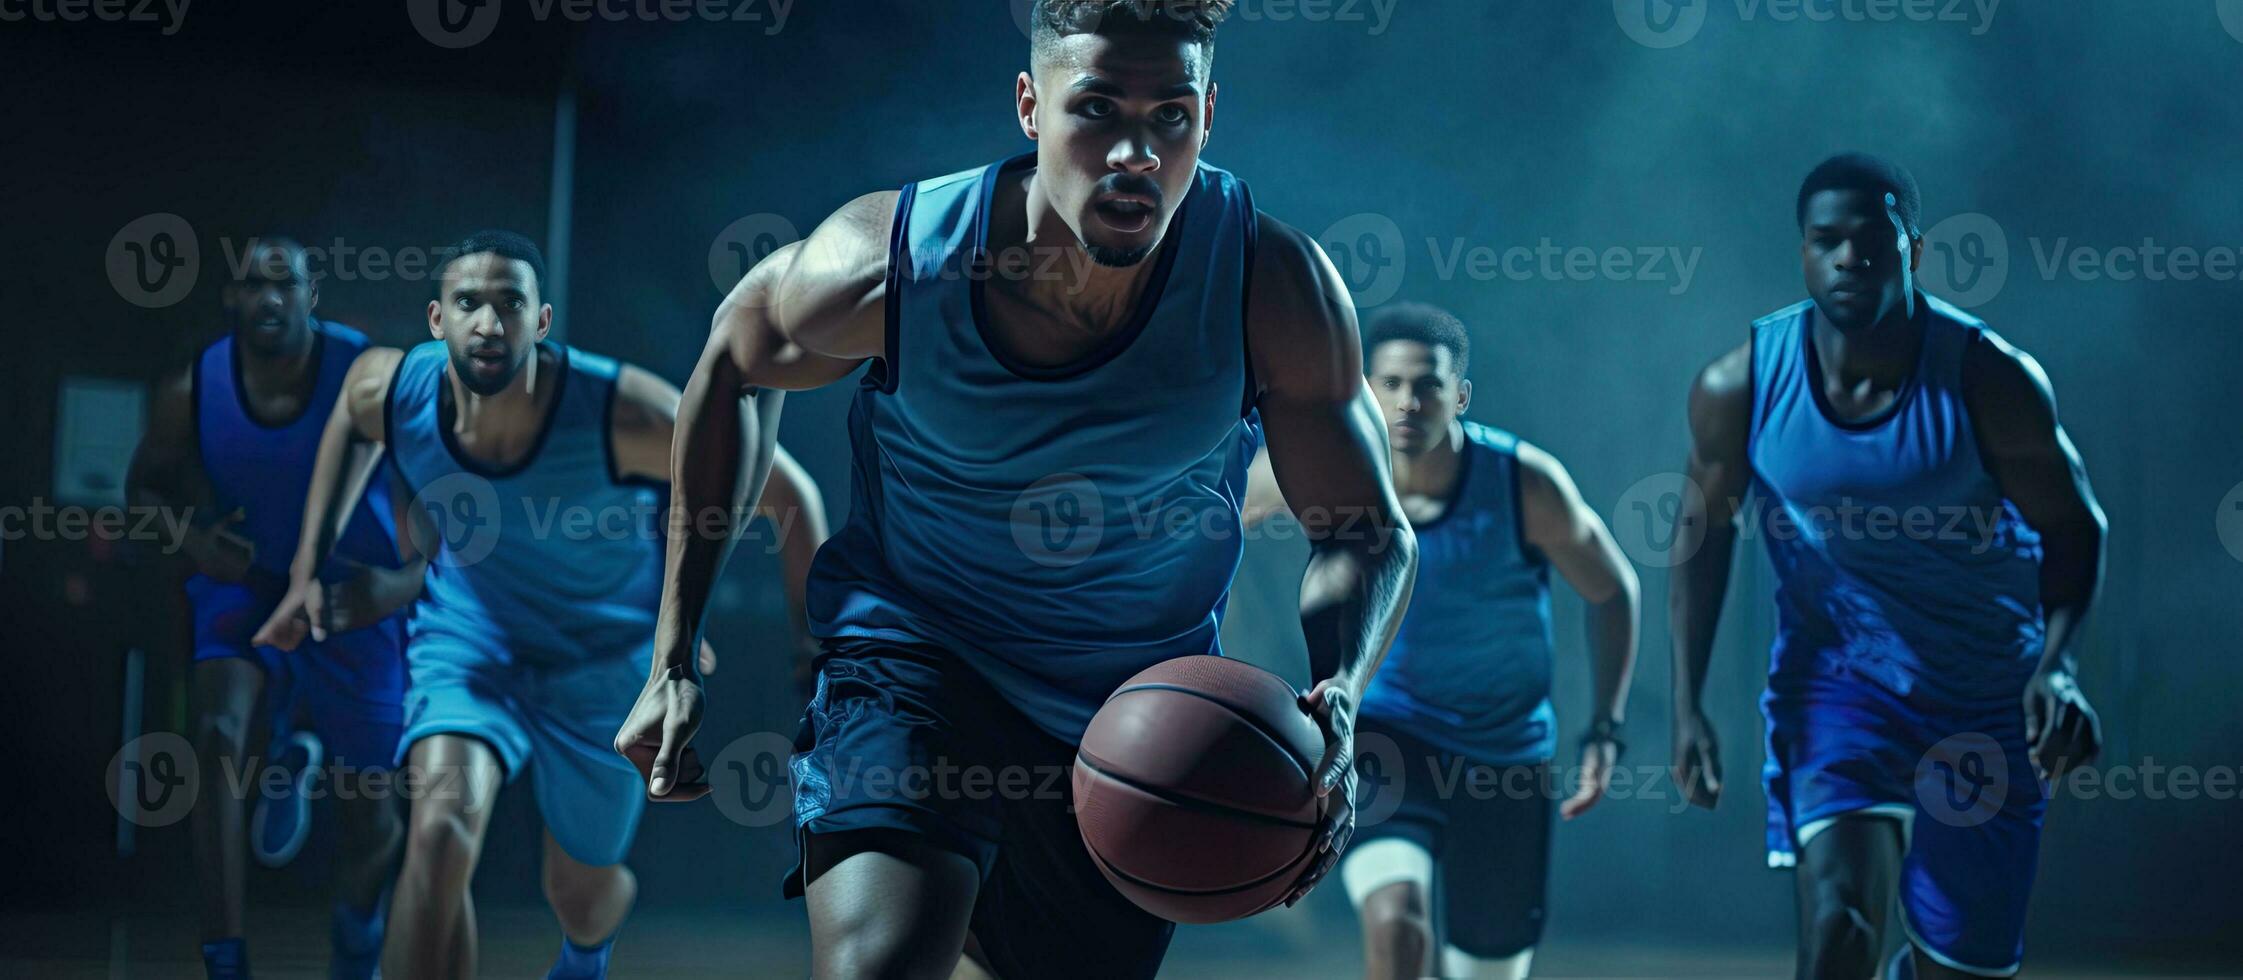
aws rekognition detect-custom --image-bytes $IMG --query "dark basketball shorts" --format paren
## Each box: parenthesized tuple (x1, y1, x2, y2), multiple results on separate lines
(783, 638, 1174, 979)
(1344, 719, 1556, 959)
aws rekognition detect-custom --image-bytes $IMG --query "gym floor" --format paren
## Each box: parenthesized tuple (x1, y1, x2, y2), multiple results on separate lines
(7, 903, 2231, 978)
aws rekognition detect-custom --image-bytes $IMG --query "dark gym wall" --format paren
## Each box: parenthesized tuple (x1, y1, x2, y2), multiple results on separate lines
(4, 1, 2239, 965)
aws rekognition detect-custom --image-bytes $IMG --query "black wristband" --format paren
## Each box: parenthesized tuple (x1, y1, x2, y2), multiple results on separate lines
(1582, 718, 1626, 762)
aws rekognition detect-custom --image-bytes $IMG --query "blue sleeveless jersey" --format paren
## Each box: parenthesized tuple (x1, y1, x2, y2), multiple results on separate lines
(808, 152, 1264, 742)
(383, 342, 664, 666)
(1747, 296, 2044, 704)
(1359, 423, 1556, 765)
(195, 320, 400, 580)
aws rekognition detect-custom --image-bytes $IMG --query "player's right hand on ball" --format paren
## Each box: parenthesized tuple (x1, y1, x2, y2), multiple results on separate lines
(1284, 679, 1358, 908)
(616, 662, 711, 802)
(1672, 709, 1723, 810)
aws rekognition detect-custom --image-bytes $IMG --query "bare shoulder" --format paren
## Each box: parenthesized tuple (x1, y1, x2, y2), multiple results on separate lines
(1963, 328, 2057, 411)
(1512, 438, 1572, 499)
(341, 346, 407, 436)
(791, 190, 899, 284)
(1687, 340, 1753, 443)
(1248, 212, 1361, 399)
(611, 363, 683, 431)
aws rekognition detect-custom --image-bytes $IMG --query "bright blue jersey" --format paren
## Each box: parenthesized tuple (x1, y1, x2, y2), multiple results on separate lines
(383, 342, 664, 667)
(1359, 422, 1557, 765)
(195, 320, 401, 580)
(1747, 296, 2045, 705)
(808, 152, 1264, 742)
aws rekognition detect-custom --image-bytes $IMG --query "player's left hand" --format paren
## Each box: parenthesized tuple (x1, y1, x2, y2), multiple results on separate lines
(1284, 678, 1357, 908)
(1562, 737, 1618, 820)
(2023, 666, 2101, 781)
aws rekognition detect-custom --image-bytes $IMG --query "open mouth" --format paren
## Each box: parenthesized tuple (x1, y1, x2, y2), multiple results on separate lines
(1093, 197, 1157, 234)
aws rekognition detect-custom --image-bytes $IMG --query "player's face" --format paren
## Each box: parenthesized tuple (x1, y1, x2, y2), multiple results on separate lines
(430, 252, 550, 397)
(1368, 340, 1468, 456)
(1021, 31, 1214, 268)
(222, 243, 316, 355)
(1800, 188, 1917, 332)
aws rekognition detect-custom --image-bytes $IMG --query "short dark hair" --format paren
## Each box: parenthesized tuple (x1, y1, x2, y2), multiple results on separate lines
(1031, 0, 1235, 76)
(438, 229, 547, 296)
(1365, 303, 1471, 379)
(1797, 152, 1922, 237)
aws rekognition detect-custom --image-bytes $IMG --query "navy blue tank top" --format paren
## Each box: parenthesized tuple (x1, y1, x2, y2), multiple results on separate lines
(809, 153, 1264, 742)
(384, 342, 664, 666)
(1748, 296, 2045, 704)
(195, 320, 400, 581)
(1359, 422, 1557, 764)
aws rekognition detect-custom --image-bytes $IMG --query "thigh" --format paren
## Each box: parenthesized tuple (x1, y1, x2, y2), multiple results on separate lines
(523, 655, 650, 868)
(1902, 723, 2043, 977)
(400, 645, 533, 776)
(1795, 812, 1905, 931)
(804, 829, 981, 980)
(969, 727, 1173, 980)
(1438, 763, 1556, 959)
(785, 641, 1006, 899)
(402, 733, 504, 836)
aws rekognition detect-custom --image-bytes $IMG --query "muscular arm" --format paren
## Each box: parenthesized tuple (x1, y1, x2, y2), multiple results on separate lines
(251, 347, 403, 649)
(1250, 214, 1418, 712)
(625, 197, 888, 801)
(1965, 333, 2107, 771)
(1518, 442, 1639, 731)
(1670, 342, 1753, 808)
(1239, 446, 1290, 531)
(126, 367, 249, 580)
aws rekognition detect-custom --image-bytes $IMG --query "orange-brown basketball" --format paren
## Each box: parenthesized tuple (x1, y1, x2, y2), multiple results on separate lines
(1072, 655, 1325, 924)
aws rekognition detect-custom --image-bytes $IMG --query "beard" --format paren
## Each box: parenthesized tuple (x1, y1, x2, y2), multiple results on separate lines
(451, 349, 522, 397)
(1084, 241, 1154, 268)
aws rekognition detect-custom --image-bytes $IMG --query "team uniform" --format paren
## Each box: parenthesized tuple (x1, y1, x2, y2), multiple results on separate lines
(1748, 296, 2047, 976)
(791, 152, 1263, 977)
(1343, 421, 1559, 961)
(190, 320, 409, 772)
(383, 341, 664, 866)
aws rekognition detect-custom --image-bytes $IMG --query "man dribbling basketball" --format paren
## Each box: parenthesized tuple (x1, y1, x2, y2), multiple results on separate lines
(616, 3, 1419, 977)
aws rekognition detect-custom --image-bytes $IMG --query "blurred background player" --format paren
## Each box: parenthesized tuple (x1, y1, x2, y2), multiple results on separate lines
(1244, 303, 1640, 979)
(256, 231, 820, 979)
(1669, 154, 2107, 979)
(127, 236, 427, 979)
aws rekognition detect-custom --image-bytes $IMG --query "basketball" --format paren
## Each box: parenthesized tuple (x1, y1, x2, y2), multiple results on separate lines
(1072, 656, 1327, 924)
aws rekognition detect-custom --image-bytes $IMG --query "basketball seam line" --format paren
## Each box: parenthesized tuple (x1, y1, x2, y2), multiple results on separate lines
(1087, 834, 1311, 898)
(1074, 749, 1320, 831)
(1103, 683, 1315, 778)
